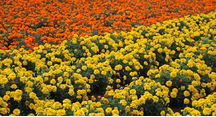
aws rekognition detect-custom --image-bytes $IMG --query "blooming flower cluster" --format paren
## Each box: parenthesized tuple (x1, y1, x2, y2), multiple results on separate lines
(0, 0, 216, 51)
(0, 0, 216, 116)
(181, 92, 216, 116)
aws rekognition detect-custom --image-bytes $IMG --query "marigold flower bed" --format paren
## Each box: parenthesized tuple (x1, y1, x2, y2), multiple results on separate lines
(0, 0, 216, 50)
(0, 0, 216, 116)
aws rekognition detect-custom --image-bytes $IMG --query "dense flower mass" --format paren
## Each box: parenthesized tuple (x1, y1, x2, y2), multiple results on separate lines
(0, 0, 216, 51)
(0, 0, 216, 116)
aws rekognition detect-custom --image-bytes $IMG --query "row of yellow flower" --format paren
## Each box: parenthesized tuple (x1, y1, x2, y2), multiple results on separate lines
(0, 11, 216, 115)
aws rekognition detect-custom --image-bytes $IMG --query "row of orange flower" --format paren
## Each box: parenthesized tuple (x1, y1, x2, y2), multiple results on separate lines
(0, 0, 216, 51)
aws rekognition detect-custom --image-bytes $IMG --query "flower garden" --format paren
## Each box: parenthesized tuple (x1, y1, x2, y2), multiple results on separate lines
(0, 0, 216, 116)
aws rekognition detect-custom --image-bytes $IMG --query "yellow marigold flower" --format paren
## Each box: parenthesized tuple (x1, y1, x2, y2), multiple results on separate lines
(77, 90, 83, 95)
(76, 95, 82, 99)
(105, 107, 112, 114)
(212, 112, 216, 116)
(3, 95, 10, 101)
(15, 89, 22, 96)
(5, 91, 10, 96)
(120, 99, 127, 106)
(112, 109, 119, 115)
(172, 88, 178, 93)
(194, 73, 201, 81)
(46, 108, 55, 116)
(29, 103, 34, 110)
(155, 74, 161, 78)
(57, 77, 63, 83)
(144, 61, 148, 65)
(184, 98, 190, 104)
(20, 76, 27, 83)
(0, 107, 9, 115)
(166, 81, 172, 87)
(168, 107, 174, 115)
(170, 71, 177, 78)
(128, 61, 133, 66)
(192, 80, 200, 87)
(0, 77, 8, 85)
(183, 91, 190, 97)
(63, 103, 71, 109)
(170, 92, 177, 98)
(114, 64, 122, 71)
(144, 84, 151, 90)
(125, 66, 131, 71)
(211, 104, 216, 111)
(201, 83, 206, 88)
(52, 86, 57, 92)
(88, 113, 94, 116)
(129, 72, 135, 76)
(181, 85, 185, 91)
(42, 87, 49, 94)
(65, 79, 71, 85)
(13, 95, 22, 102)
(106, 85, 112, 91)
(10, 84, 17, 89)
(131, 95, 138, 100)
(13, 109, 20, 116)
(188, 85, 195, 92)
(60, 84, 66, 90)
(26, 81, 33, 87)
(56, 109, 66, 116)
(161, 85, 169, 91)
(97, 108, 104, 113)
(156, 91, 163, 97)
(116, 79, 121, 83)
(101, 71, 107, 76)
(207, 83, 212, 88)
(125, 106, 130, 112)
(153, 96, 159, 103)
(160, 110, 166, 116)
(29, 92, 37, 99)
(96, 102, 102, 107)
(25, 87, 32, 93)
(47, 61, 52, 66)
(86, 84, 91, 89)
(104, 45, 108, 49)
(135, 79, 142, 85)
(63, 72, 69, 77)
(132, 77, 137, 80)
(206, 94, 215, 101)
(130, 102, 138, 108)
(9, 114, 15, 116)
(50, 79, 56, 85)
(81, 107, 88, 113)
(8, 73, 16, 80)
(130, 89, 136, 95)
(158, 48, 163, 53)
(94, 69, 100, 75)
(63, 99, 71, 104)
(76, 69, 81, 73)
(72, 104, 80, 112)
(203, 108, 211, 115)
(23, 60, 28, 66)
(90, 74, 95, 79)
(88, 79, 94, 84)
(133, 110, 139, 116)
(81, 65, 87, 71)
(187, 61, 194, 68)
